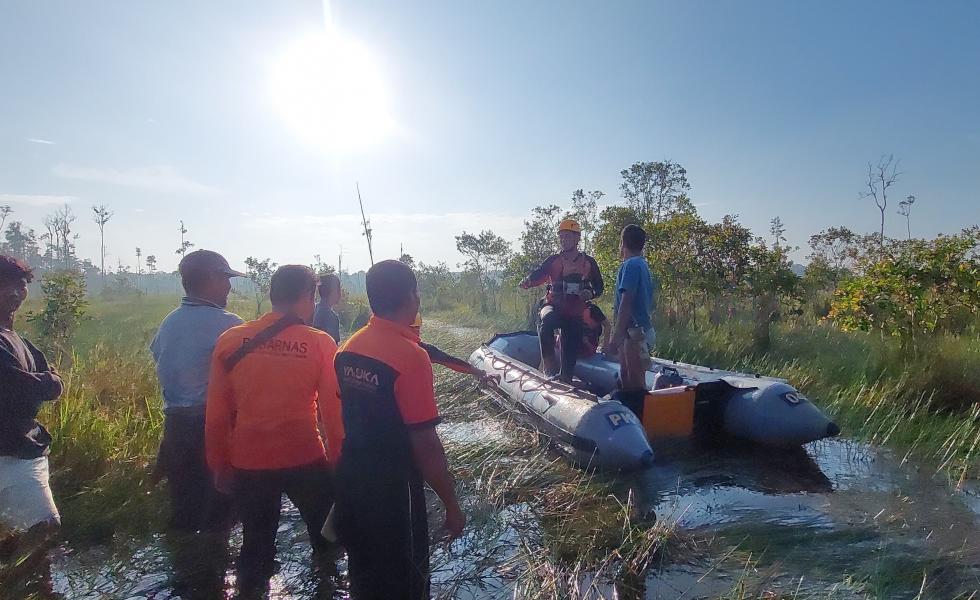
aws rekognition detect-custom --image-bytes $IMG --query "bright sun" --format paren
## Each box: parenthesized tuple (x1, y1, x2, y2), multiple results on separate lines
(269, 29, 393, 153)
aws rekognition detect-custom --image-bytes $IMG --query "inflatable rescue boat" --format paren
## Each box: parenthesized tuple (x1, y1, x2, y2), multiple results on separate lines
(469, 331, 839, 471)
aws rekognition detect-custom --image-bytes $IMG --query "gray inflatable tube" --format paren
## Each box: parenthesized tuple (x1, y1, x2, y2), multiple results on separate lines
(472, 332, 839, 454)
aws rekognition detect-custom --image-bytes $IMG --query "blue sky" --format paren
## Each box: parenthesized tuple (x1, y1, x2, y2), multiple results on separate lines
(1, 1, 978, 272)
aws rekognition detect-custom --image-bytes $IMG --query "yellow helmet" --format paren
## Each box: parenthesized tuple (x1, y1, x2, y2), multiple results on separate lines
(558, 219, 581, 233)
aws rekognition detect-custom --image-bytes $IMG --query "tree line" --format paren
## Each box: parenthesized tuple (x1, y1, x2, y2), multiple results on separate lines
(410, 158, 978, 354)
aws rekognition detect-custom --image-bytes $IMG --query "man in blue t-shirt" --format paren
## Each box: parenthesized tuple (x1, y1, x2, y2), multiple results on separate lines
(150, 250, 245, 532)
(608, 224, 657, 392)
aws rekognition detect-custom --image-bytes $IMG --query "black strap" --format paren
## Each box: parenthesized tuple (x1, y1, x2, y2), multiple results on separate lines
(223, 314, 304, 372)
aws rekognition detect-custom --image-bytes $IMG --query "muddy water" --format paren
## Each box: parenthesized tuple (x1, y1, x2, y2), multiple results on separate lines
(627, 438, 980, 598)
(23, 421, 980, 599)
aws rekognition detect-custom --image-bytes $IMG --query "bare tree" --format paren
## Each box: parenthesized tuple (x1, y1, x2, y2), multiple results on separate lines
(860, 155, 901, 248)
(0, 205, 12, 236)
(898, 195, 916, 241)
(176, 220, 193, 258)
(92, 205, 113, 287)
(45, 204, 78, 270)
(135, 247, 143, 291)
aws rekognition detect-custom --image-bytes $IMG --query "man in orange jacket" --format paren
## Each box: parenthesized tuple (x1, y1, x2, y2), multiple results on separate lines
(519, 219, 604, 382)
(206, 265, 343, 594)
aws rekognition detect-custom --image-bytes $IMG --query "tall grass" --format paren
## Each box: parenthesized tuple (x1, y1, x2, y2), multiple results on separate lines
(656, 320, 980, 481)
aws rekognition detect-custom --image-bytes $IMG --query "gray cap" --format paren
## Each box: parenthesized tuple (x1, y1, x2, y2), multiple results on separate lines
(178, 250, 246, 278)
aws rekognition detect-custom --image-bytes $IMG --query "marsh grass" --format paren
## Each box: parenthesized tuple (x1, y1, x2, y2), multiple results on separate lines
(657, 320, 980, 481)
(11, 297, 979, 598)
(424, 320, 680, 599)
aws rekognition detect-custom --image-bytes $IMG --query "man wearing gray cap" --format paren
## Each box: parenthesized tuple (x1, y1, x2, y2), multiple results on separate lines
(151, 250, 245, 532)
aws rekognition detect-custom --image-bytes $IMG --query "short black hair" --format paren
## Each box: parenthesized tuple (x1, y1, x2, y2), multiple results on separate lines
(317, 272, 341, 296)
(270, 265, 317, 305)
(366, 260, 417, 317)
(0, 255, 33, 286)
(621, 224, 647, 252)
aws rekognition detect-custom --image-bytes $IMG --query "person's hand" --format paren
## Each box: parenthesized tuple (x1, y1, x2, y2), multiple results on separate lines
(607, 335, 622, 356)
(442, 504, 466, 541)
(214, 469, 235, 495)
(477, 370, 500, 387)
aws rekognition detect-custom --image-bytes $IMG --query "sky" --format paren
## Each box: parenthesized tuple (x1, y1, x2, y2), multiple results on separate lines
(1, 1, 978, 273)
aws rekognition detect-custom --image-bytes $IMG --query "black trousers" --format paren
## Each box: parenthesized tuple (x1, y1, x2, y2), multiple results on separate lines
(158, 412, 233, 533)
(234, 459, 334, 585)
(538, 305, 584, 380)
(336, 461, 430, 600)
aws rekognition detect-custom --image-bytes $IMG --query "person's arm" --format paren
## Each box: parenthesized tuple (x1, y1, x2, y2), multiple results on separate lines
(609, 262, 640, 353)
(396, 351, 465, 539)
(0, 343, 63, 416)
(600, 318, 612, 351)
(420, 342, 472, 375)
(409, 427, 464, 538)
(587, 255, 604, 299)
(519, 255, 556, 289)
(205, 340, 235, 488)
(316, 336, 345, 466)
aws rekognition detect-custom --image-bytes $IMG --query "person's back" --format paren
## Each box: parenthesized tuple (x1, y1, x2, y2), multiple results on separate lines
(152, 299, 242, 414)
(333, 260, 464, 600)
(312, 272, 342, 342)
(149, 250, 245, 533)
(205, 265, 342, 594)
(208, 314, 342, 468)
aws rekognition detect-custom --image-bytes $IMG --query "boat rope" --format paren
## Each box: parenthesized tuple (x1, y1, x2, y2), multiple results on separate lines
(487, 352, 594, 398)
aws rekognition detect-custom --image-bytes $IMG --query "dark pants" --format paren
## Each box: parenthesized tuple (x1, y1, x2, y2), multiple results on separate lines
(234, 459, 334, 587)
(158, 412, 233, 533)
(538, 304, 584, 380)
(336, 461, 429, 600)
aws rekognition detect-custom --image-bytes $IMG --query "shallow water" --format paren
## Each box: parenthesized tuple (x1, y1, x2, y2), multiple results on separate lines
(8, 320, 980, 599)
(13, 427, 980, 599)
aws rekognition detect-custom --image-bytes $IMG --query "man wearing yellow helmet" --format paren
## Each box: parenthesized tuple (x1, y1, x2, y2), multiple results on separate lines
(519, 218, 604, 382)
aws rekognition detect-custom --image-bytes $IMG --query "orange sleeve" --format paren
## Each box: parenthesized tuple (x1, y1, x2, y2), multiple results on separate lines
(205, 336, 235, 474)
(394, 346, 440, 428)
(316, 334, 345, 465)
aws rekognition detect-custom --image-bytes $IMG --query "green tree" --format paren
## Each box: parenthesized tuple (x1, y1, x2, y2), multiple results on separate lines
(1, 221, 42, 267)
(829, 228, 980, 352)
(244, 257, 277, 316)
(566, 190, 603, 254)
(619, 160, 693, 224)
(745, 240, 800, 350)
(455, 230, 511, 313)
(28, 270, 88, 363)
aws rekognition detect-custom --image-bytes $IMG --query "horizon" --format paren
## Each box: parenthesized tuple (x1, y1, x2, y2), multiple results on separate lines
(2, 1, 978, 273)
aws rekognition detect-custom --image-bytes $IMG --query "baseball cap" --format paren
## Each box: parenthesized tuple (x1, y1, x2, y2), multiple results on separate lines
(178, 250, 246, 278)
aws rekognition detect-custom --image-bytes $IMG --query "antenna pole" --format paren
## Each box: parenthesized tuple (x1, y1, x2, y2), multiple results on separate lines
(357, 182, 374, 266)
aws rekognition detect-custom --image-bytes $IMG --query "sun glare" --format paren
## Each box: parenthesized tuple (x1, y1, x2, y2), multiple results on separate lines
(269, 30, 393, 153)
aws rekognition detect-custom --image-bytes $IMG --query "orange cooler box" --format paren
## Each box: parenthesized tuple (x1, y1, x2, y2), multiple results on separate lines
(642, 385, 696, 439)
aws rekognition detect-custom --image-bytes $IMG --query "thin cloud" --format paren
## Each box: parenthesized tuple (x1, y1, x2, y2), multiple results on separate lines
(26, 138, 56, 145)
(0, 194, 76, 207)
(52, 164, 221, 196)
